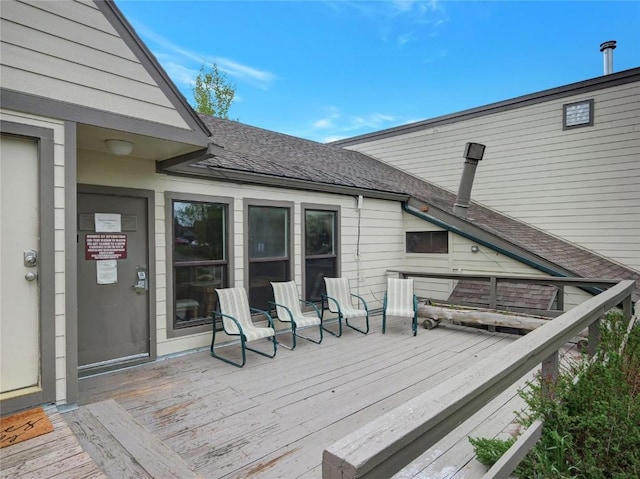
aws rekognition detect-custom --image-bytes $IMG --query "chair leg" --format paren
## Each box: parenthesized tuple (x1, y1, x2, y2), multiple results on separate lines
(295, 323, 323, 344)
(345, 315, 369, 335)
(412, 314, 418, 336)
(322, 316, 343, 337)
(382, 310, 387, 334)
(246, 336, 277, 359)
(211, 335, 247, 368)
(277, 324, 297, 350)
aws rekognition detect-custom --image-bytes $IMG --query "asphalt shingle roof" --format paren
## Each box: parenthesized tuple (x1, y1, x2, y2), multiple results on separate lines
(196, 115, 639, 302)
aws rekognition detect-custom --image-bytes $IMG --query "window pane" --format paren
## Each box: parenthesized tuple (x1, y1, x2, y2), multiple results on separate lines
(249, 260, 288, 310)
(406, 231, 448, 254)
(305, 210, 335, 256)
(174, 264, 225, 328)
(174, 201, 225, 262)
(305, 257, 336, 301)
(249, 206, 288, 259)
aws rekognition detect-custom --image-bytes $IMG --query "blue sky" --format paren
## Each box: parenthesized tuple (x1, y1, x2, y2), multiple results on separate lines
(115, 1, 640, 142)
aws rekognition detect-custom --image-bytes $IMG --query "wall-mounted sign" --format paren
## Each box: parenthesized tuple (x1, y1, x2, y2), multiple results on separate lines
(96, 260, 118, 284)
(95, 213, 121, 233)
(85, 234, 127, 260)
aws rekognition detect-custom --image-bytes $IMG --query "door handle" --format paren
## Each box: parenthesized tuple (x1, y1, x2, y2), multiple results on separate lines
(25, 272, 38, 282)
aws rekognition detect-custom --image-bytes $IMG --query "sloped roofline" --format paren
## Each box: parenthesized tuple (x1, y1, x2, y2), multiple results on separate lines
(97, 0, 212, 140)
(331, 67, 640, 146)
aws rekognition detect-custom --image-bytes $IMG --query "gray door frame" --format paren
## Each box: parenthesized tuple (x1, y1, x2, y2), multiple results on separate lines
(0, 121, 56, 413)
(76, 184, 156, 376)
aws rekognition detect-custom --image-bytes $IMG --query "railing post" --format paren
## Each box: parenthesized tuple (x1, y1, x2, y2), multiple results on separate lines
(556, 285, 564, 312)
(541, 351, 559, 400)
(489, 276, 497, 310)
(622, 295, 632, 321)
(588, 317, 601, 358)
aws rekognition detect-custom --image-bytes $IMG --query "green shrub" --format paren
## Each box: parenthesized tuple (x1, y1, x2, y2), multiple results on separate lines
(470, 310, 640, 478)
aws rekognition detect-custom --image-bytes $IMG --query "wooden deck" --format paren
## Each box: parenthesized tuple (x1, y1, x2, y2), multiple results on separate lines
(2, 318, 565, 479)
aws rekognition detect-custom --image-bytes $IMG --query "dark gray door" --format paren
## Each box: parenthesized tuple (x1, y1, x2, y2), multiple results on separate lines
(77, 192, 150, 371)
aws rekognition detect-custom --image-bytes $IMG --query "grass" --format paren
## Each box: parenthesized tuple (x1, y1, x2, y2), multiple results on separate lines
(470, 310, 640, 478)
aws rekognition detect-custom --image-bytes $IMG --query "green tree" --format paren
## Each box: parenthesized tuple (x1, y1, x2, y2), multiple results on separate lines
(192, 63, 236, 118)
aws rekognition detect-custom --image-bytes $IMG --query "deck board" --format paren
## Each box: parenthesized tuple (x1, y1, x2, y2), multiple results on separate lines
(0, 408, 105, 479)
(1, 319, 546, 479)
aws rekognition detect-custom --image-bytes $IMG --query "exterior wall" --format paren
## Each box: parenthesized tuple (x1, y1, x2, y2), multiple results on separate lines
(0, 108, 67, 403)
(0, 0, 189, 129)
(346, 81, 640, 272)
(402, 212, 591, 310)
(77, 152, 406, 356)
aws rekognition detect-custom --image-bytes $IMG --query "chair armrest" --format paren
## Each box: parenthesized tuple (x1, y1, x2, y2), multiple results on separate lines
(213, 310, 244, 336)
(300, 299, 321, 318)
(350, 293, 369, 312)
(250, 307, 276, 328)
(266, 302, 294, 322)
(321, 294, 340, 312)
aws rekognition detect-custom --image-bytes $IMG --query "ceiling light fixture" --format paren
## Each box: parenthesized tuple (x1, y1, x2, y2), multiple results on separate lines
(105, 139, 134, 156)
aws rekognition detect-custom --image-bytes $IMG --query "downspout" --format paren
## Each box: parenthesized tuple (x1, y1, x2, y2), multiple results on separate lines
(402, 202, 604, 296)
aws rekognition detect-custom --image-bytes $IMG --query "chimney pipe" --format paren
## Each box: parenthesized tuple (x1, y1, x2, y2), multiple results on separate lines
(453, 142, 486, 218)
(600, 40, 616, 75)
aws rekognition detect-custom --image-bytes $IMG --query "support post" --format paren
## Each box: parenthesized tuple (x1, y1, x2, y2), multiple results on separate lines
(588, 317, 601, 358)
(541, 351, 559, 400)
(489, 277, 497, 310)
(556, 285, 564, 312)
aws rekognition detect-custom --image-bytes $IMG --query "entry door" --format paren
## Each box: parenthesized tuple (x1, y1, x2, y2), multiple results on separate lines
(0, 135, 40, 394)
(77, 191, 150, 371)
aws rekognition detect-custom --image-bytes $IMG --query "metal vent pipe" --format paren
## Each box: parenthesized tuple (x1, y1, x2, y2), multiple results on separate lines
(452, 142, 486, 218)
(600, 40, 617, 75)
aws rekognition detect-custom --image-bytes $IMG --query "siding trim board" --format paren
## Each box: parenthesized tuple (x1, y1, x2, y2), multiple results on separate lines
(331, 67, 640, 146)
(1, 89, 209, 148)
(164, 163, 411, 203)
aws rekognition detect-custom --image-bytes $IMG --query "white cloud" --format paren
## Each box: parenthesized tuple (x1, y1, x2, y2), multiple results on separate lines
(131, 21, 276, 89)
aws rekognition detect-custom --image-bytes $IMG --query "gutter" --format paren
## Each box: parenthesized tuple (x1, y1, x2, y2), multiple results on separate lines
(402, 202, 604, 296)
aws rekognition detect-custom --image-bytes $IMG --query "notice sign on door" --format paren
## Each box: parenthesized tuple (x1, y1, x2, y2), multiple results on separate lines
(85, 234, 127, 260)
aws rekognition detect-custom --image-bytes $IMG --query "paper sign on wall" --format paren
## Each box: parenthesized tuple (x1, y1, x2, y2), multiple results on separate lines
(96, 260, 117, 284)
(95, 213, 121, 233)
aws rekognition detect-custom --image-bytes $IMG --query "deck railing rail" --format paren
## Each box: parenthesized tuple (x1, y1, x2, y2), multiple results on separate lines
(322, 274, 635, 479)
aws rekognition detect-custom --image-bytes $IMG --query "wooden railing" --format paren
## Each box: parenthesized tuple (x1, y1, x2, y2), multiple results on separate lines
(322, 275, 635, 479)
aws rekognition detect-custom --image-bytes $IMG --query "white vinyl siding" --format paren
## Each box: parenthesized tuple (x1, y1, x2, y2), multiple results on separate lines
(0, 0, 189, 129)
(346, 82, 640, 271)
(77, 151, 406, 356)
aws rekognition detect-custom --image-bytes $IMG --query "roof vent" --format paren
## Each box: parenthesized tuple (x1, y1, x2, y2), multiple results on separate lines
(600, 40, 617, 75)
(452, 142, 486, 218)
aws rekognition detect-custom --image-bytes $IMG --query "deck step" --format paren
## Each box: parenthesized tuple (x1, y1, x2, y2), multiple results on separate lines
(64, 399, 199, 479)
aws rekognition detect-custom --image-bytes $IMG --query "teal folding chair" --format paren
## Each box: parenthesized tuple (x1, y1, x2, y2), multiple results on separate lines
(211, 287, 277, 367)
(382, 278, 418, 336)
(321, 277, 370, 337)
(270, 281, 323, 350)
